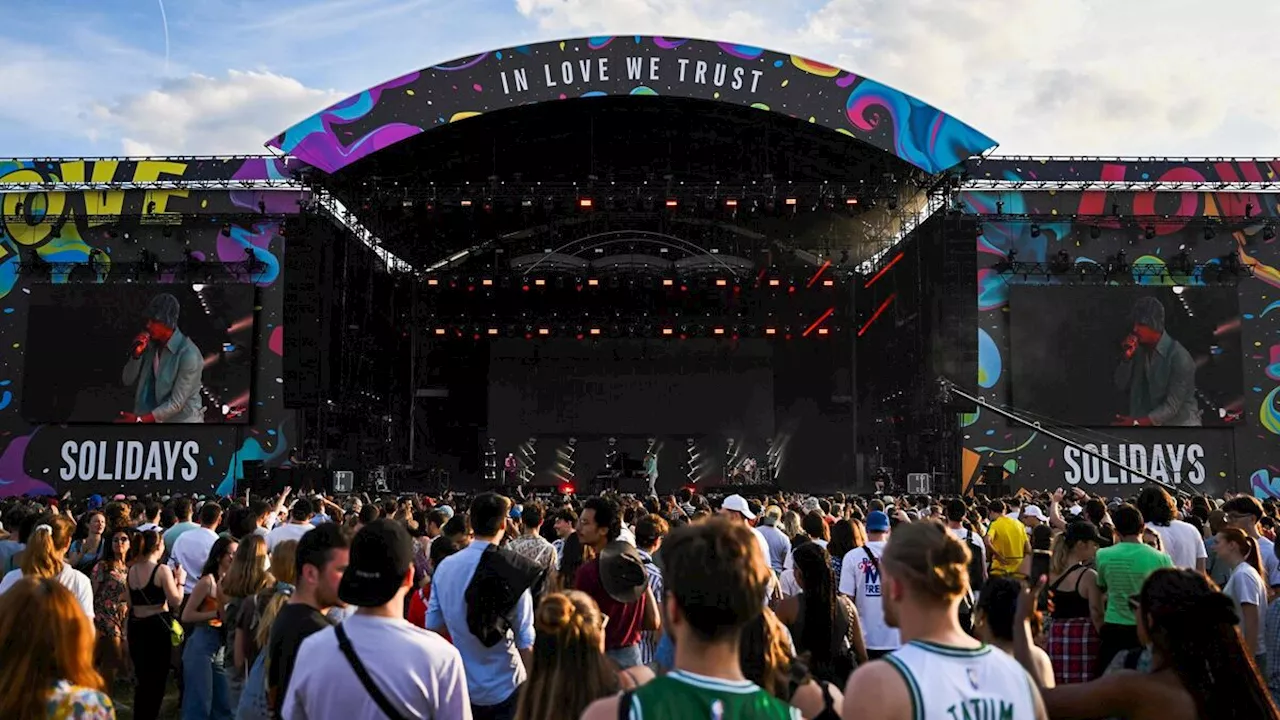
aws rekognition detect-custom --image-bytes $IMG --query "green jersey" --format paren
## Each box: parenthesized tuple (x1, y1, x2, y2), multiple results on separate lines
(626, 670, 800, 720)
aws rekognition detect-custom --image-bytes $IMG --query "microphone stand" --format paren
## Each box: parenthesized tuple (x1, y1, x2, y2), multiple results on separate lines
(937, 378, 1189, 500)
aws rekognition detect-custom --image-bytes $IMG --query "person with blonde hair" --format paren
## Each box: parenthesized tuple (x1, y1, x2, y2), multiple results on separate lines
(843, 520, 1047, 719)
(516, 591, 652, 720)
(0, 513, 94, 620)
(221, 534, 271, 708)
(0, 577, 115, 719)
(235, 539, 298, 720)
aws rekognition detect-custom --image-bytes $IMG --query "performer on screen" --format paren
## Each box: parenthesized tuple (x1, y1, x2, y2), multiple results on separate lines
(120, 293, 205, 424)
(1114, 296, 1201, 427)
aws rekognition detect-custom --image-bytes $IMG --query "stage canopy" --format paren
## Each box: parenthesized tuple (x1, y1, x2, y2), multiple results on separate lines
(267, 36, 997, 271)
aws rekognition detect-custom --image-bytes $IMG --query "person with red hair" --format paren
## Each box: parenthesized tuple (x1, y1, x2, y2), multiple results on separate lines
(0, 576, 115, 718)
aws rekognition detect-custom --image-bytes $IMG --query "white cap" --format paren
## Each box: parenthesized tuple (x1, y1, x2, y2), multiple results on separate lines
(1069, 505, 1084, 516)
(1022, 505, 1046, 520)
(721, 494, 756, 520)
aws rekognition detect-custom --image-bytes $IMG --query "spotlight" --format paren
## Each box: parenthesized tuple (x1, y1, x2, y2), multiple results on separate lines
(1089, 226, 1101, 240)
(1144, 225, 1156, 240)
(1266, 225, 1277, 241)
(665, 199, 678, 208)
(578, 198, 593, 209)
(221, 224, 231, 237)
(1247, 203, 1255, 218)
(995, 201, 1003, 214)
(1029, 224, 1041, 238)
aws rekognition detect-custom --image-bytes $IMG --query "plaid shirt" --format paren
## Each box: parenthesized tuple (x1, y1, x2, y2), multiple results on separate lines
(637, 548, 664, 665)
(1266, 599, 1280, 701)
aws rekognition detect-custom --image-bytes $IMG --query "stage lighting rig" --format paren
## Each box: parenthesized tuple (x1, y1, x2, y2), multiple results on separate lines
(1265, 225, 1276, 241)
(483, 438, 498, 484)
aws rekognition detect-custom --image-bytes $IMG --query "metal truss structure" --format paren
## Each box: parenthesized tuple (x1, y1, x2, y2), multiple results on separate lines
(963, 156, 1280, 192)
(994, 260, 1252, 285)
(15, 258, 270, 284)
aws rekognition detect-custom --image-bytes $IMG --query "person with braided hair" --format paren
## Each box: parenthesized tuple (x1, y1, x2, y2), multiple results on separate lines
(515, 591, 652, 720)
(1014, 567, 1280, 720)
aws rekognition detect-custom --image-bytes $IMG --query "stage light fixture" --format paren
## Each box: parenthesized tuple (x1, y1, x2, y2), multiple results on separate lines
(822, 279, 835, 287)
(589, 328, 601, 336)
(461, 199, 473, 207)
(662, 278, 674, 287)
(537, 328, 550, 335)
(995, 201, 1003, 214)
(221, 224, 231, 237)
(765, 327, 777, 336)
(661, 327, 674, 336)
(768, 279, 780, 287)
(1265, 226, 1276, 241)
(1049, 249, 1071, 274)
(434, 328, 446, 335)
(521, 199, 533, 207)
(534, 278, 546, 286)
(1029, 224, 1041, 238)
(1090, 226, 1101, 240)
(258, 200, 267, 214)
(725, 199, 738, 208)
(665, 199, 678, 208)
(147, 200, 156, 214)
(579, 198, 593, 209)
(785, 198, 798, 206)
(427, 278, 439, 286)
(1144, 225, 1156, 240)
(1247, 203, 1255, 218)
(1204, 225, 1216, 241)
(715, 279, 727, 287)
(14, 201, 23, 216)
(481, 278, 493, 286)
(587, 278, 599, 286)
(713, 327, 725, 335)
(845, 197, 858, 206)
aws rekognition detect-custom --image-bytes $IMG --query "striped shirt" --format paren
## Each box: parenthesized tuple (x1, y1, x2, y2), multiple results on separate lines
(637, 549, 664, 665)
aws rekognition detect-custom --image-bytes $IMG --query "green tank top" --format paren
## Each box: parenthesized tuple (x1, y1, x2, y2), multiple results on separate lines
(627, 671, 800, 720)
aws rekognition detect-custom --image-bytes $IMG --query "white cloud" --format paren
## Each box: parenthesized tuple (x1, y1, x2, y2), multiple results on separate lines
(90, 70, 346, 156)
(513, 0, 1280, 156)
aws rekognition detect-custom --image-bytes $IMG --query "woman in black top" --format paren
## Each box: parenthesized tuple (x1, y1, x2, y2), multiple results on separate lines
(1046, 521, 1105, 684)
(740, 607, 843, 720)
(126, 530, 186, 720)
(774, 542, 867, 685)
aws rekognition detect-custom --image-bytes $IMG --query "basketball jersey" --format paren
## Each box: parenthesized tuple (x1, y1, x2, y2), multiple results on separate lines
(883, 640, 1038, 720)
(627, 670, 801, 720)
(838, 541, 901, 650)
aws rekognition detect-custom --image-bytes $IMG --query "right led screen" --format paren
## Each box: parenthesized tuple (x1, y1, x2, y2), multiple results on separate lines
(1009, 285, 1243, 427)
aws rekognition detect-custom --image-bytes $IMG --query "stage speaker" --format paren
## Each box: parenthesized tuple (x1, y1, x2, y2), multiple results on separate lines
(979, 465, 1008, 497)
(283, 215, 334, 407)
(932, 214, 979, 412)
(332, 471, 354, 494)
(243, 460, 268, 495)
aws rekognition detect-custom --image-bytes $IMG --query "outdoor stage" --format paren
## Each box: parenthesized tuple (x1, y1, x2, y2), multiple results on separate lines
(0, 37, 1277, 499)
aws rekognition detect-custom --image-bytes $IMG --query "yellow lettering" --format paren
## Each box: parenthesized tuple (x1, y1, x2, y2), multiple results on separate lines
(133, 161, 189, 215)
(1, 170, 65, 247)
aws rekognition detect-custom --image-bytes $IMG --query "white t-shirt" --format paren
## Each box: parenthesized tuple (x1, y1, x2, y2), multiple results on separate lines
(1223, 562, 1268, 654)
(0, 563, 94, 620)
(1260, 535, 1280, 588)
(267, 522, 314, 553)
(282, 614, 470, 720)
(170, 526, 218, 594)
(780, 539, 829, 598)
(950, 526, 986, 569)
(838, 541, 900, 651)
(1146, 520, 1207, 571)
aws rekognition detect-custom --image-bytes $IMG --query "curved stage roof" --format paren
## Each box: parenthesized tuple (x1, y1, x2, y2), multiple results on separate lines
(268, 35, 998, 175)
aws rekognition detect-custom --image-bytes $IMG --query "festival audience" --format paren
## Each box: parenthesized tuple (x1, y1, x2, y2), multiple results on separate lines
(89, 526, 132, 689)
(180, 535, 236, 720)
(0, 514, 94, 619)
(1095, 504, 1174, 671)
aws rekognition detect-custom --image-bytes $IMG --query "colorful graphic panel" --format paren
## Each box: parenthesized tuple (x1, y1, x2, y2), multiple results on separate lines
(958, 159, 1280, 495)
(267, 36, 997, 175)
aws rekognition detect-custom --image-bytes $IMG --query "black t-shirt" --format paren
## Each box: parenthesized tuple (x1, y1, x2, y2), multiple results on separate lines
(266, 603, 332, 716)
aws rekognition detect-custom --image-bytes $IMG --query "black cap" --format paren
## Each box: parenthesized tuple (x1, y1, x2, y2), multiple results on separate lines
(1064, 521, 1103, 547)
(338, 519, 413, 607)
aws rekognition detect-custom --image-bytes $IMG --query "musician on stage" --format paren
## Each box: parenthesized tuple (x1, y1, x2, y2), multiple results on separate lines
(504, 452, 519, 487)
(644, 451, 658, 497)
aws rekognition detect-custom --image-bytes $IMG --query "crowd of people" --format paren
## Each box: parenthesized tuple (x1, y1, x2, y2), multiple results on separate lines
(0, 482, 1278, 719)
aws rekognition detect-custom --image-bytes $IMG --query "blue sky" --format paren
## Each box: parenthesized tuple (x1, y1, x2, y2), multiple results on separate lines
(1, 0, 1276, 158)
